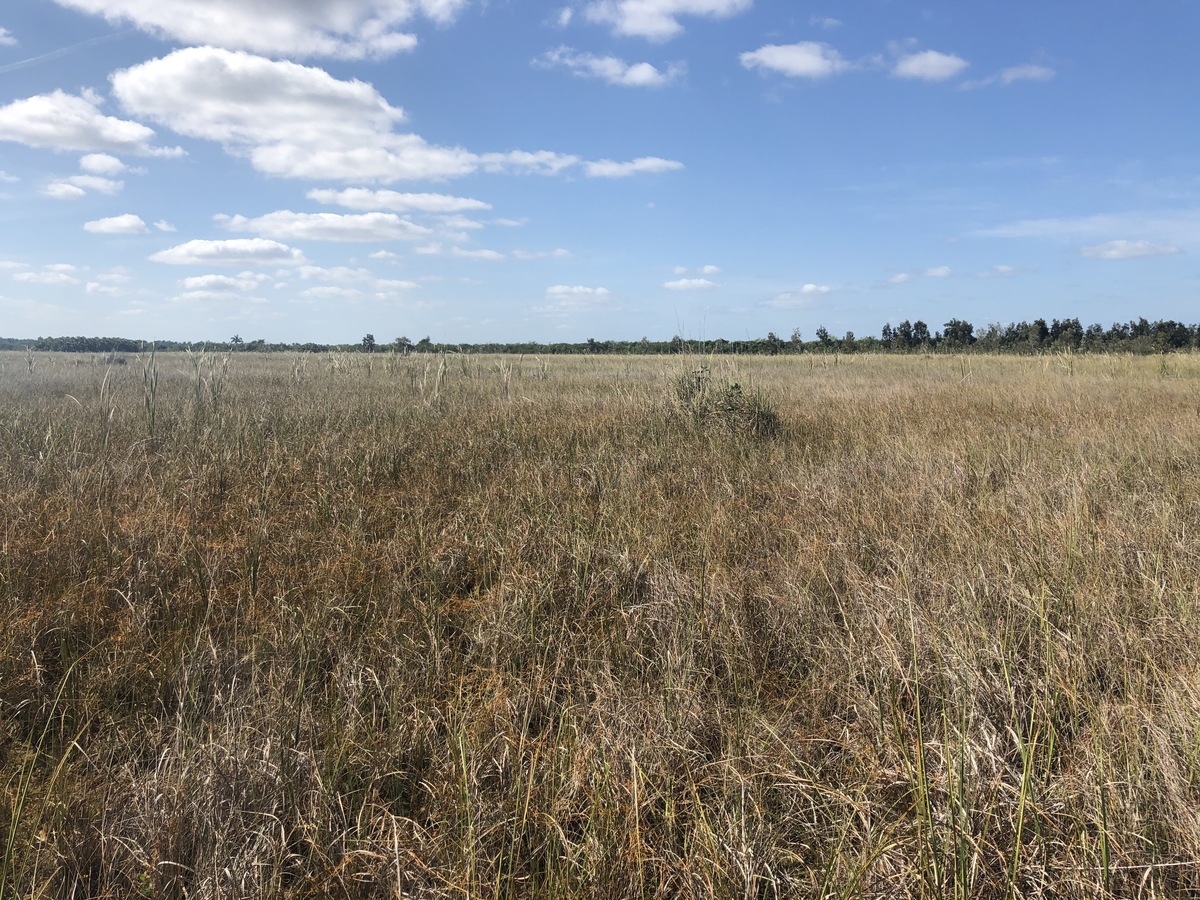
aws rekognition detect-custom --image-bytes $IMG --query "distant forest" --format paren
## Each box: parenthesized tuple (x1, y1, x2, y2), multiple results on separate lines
(4, 316, 1199, 356)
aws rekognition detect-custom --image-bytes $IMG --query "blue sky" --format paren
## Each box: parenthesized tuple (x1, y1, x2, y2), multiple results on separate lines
(1, 1, 1197, 344)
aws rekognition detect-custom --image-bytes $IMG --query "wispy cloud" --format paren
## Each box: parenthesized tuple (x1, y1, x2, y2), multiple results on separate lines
(972, 211, 1200, 245)
(450, 246, 505, 260)
(536, 46, 684, 87)
(532, 284, 614, 315)
(14, 270, 81, 286)
(585, 156, 683, 178)
(308, 188, 491, 213)
(762, 284, 831, 308)
(1080, 240, 1181, 260)
(961, 63, 1055, 90)
(976, 264, 1017, 278)
(512, 248, 571, 260)
(663, 277, 715, 291)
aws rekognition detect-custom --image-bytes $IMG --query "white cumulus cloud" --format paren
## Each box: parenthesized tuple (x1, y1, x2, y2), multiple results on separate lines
(150, 238, 308, 266)
(218, 210, 432, 242)
(1079, 240, 1181, 260)
(51, 0, 467, 59)
(113, 47, 660, 183)
(585, 0, 752, 41)
(892, 50, 968, 82)
(925, 266, 952, 277)
(84, 213, 148, 234)
(111, 48, 468, 182)
(0, 89, 181, 155)
(740, 42, 851, 79)
(0, 27, 16, 46)
(536, 46, 683, 87)
(889, 272, 911, 284)
(585, 156, 683, 178)
(79, 153, 126, 175)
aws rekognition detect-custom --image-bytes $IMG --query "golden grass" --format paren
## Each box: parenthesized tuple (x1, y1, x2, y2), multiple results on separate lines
(3, 348, 1200, 898)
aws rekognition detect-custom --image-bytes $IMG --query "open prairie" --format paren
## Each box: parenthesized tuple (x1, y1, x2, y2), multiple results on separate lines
(3, 349, 1200, 898)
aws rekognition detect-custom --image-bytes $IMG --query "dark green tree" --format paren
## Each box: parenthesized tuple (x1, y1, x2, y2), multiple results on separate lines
(942, 318, 975, 347)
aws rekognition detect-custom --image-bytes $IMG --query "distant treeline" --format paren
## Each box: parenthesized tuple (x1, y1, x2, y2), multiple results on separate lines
(4, 317, 1199, 356)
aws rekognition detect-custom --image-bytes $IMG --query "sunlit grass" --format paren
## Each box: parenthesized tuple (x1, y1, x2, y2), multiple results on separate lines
(2, 349, 1200, 897)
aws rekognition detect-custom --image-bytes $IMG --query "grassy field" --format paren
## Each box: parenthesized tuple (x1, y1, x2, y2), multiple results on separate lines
(2, 348, 1200, 898)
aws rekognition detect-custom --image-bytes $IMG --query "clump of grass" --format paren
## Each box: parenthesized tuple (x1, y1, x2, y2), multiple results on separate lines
(672, 364, 782, 438)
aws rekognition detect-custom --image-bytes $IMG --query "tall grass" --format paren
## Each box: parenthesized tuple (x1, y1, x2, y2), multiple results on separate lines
(2, 350, 1200, 897)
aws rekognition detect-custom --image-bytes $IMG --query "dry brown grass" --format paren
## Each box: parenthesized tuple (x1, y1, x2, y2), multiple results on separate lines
(3, 348, 1200, 898)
